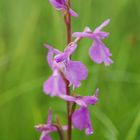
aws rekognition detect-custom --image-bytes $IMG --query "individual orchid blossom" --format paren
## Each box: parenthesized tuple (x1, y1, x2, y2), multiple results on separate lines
(43, 44, 67, 96)
(59, 89, 99, 135)
(51, 43, 88, 88)
(72, 19, 113, 66)
(43, 43, 87, 94)
(35, 110, 68, 140)
(49, 0, 78, 17)
(35, 109, 56, 140)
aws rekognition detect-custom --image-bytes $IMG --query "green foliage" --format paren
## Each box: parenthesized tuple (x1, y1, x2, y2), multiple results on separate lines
(0, 0, 140, 139)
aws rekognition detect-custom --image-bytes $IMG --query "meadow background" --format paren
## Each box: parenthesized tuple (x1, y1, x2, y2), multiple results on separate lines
(0, 0, 140, 140)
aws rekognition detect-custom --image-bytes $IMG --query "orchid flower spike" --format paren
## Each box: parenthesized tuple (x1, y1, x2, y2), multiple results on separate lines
(73, 19, 113, 66)
(36, 0, 112, 139)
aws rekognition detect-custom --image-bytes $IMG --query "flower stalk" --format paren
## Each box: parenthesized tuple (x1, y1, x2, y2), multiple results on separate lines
(67, 0, 71, 44)
(65, 1, 72, 140)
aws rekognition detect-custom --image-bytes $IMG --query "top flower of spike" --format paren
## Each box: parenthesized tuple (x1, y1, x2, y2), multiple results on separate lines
(49, 0, 78, 17)
(73, 19, 113, 66)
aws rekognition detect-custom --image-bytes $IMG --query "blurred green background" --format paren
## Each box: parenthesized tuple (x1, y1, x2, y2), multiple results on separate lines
(0, 0, 140, 140)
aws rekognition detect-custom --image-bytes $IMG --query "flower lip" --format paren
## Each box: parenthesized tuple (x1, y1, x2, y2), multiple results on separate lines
(89, 39, 113, 66)
(72, 107, 94, 135)
(59, 88, 99, 107)
(65, 60, 88, 88)
(43, 72, 66, 97)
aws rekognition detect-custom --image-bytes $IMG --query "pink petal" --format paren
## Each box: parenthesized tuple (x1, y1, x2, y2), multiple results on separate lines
(69, 8, 78, 17)
(94, 19, 110, 33)
(72, 107, 93, 135)
(44, 44, 61, 69)
(72, 32, 96, 39)
(89, 41, 103, 64)
(59, 94, 76, 102)
(96, 31, 110, 39)
(49, 0, 63, 10)
(43, 73, 66, 96)
(65, 60, 88, 87)
(40, 132, 52, 140)
(89, 40, 113, 66)
(82, 88, 99, 105)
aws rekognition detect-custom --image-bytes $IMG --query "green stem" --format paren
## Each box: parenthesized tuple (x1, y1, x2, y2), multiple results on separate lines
(65, 1, 72, 140)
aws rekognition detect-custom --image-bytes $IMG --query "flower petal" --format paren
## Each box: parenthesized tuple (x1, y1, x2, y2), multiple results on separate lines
(47, 51, 54, 69)
(96, 31, 110, 39)
(45, 44, 61, 55)
(72, 107, 93, 135)
(65, 60, 88, 87)
(43, 72, 66, 96)
(104, 57, 113, 66)
(59, 94, 87, 107)
(69, 8, 78, 17)
(56, 0, 66, 4)
(35, 124, 47, 132)
(72, 32, 96, 39)
(59, 94, 76, 102)
(55, 53, 68, 63)
(89, 41, 103, 64)
(44, 44, 61, 69)
(40, 132, 52, 140)
(89, 40, 113, 66)
(49, 0, 63, 10)
(94, 19, 110, 33)
(75, 99, 87, 107)
(82, 88, 99, 105)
